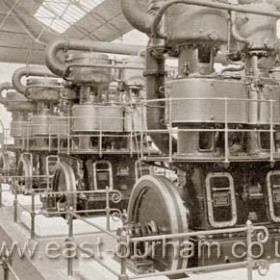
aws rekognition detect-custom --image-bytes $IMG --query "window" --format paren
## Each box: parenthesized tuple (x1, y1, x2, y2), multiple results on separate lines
(34, 0, 104, 33)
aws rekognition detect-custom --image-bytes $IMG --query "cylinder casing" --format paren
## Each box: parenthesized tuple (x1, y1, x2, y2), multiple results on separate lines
(168, 78, 248, 124)
(72, 105, 124, 132)
(10, 121, 30, 137)
(30, 115, 68, 136)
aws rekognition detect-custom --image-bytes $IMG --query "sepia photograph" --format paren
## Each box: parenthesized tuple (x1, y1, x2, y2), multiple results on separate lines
(0, 0, 280, 279)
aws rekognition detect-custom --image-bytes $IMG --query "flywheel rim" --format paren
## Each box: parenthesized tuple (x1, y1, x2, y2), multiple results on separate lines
(127, 175, 188, 271)
(53, 161, 77, 210)
(0, 152, 10, 176)
(17, 155, 33, 192)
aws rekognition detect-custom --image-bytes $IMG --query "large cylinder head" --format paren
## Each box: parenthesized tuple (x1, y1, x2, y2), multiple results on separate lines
(165, 5, 228, 47)
(65, 52, 111, 86)
(26, 78, 63, 101)
(5, 91, 33, 112)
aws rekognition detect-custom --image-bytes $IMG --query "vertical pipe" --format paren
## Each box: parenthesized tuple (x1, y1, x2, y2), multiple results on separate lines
(146, 49, 177, 154)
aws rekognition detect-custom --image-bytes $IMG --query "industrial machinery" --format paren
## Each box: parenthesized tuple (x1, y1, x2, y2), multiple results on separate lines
(11, 66, 66, 193)
(117, 0, 280, 274)
(44, 39, 155, 212)
(0, 82, 32, 180)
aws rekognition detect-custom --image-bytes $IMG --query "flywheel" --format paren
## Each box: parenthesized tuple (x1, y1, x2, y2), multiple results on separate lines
(17, 155, 33, 194)
(52, 161, 77, 210)
(127, 175, 189, 272)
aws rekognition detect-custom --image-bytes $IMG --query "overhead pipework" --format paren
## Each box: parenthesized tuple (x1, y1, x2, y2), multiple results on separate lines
(12, 65, 58, 95)
(120, 0, 280, 274)
(45, 38, 146, 77)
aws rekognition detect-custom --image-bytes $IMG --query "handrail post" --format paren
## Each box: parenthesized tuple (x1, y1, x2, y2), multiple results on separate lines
(119, 233, 129, 280)
(270, 99, 275, 164)
(67, 115, 70, 155)
(224, 97, 229, 163)
(140, 101, 144, 159)
(168, 97, 172, 162)
(0, 177, 2, 208)
(13, 181, 18, 223)
(68, 206, 74, 238)
(246, 220, 253, 280)
(67, 206, 74, 276)
(1, 256, 10, 280)
(30, 190, 36, 240)
(106, 187, 110, 231)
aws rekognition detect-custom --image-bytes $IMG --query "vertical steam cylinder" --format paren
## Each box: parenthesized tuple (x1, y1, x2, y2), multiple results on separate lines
(69, 53, 125, 132)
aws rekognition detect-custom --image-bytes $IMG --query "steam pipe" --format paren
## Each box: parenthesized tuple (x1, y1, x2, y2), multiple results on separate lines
(0, 82, 13, 105)
(46, 38, 146, 77)
(120, 0, 153, 34)
(12, 66, 58, 95)
(231, 12, 251, 47)
(219, 63, 245, 74)
(152, 0, 280, 38)
(146, 49, 177, 154)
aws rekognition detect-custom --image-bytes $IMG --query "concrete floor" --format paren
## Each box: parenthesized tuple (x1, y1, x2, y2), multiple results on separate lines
(75, 252, 280, 280)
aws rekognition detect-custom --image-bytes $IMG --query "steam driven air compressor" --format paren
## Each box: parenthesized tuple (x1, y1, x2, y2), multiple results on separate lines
(44, 39, 155, 212)
(0, 82, 32, 180)
(117, 0, 280, 274)
(11, 66, 68, 193)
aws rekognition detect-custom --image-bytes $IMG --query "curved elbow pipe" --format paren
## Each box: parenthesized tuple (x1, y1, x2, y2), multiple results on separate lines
(120, 0, 152, 34)
(220, 63, 245, 74)
(231, 12, 251, 47)
(12, 66, 58, 95)
(46, 38, 146, 77)
(0, 82, 13, 105)
(152, 0, 280, 38)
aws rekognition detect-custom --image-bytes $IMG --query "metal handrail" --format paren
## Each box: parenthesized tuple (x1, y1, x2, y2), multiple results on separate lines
(137, 96, 278, 163)
(65, 206, 269, 280)
(10, 183, 124, 240)
(3, 175, 269, 279)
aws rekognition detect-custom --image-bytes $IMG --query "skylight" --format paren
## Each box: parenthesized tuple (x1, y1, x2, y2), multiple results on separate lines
(34, 0, 104, 33)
